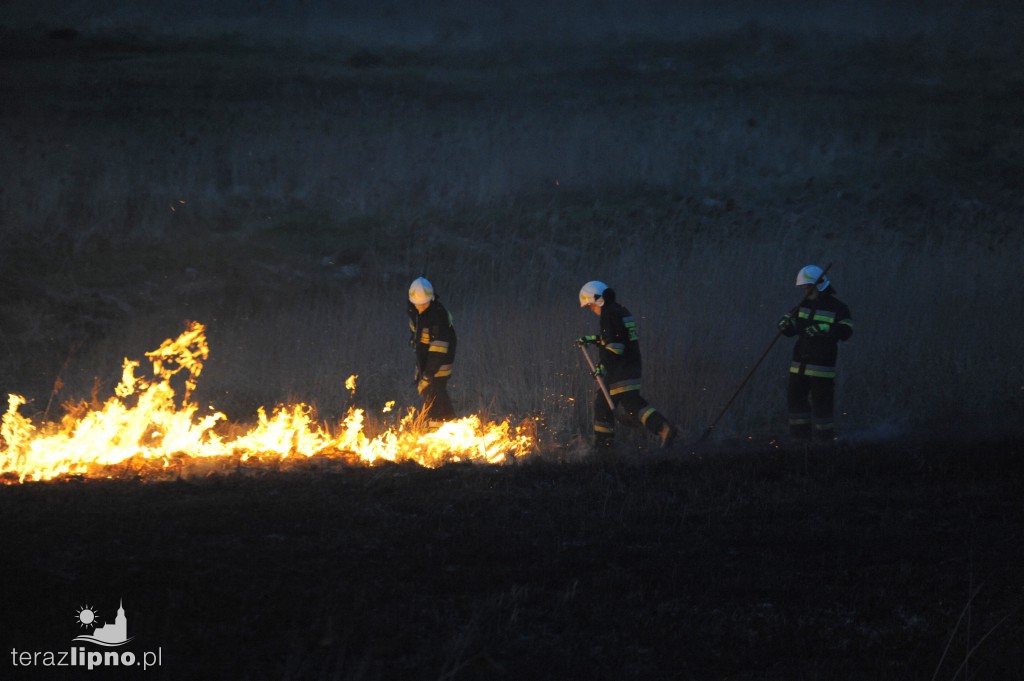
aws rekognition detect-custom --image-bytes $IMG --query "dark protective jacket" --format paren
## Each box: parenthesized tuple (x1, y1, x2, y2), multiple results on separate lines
(408, 299, 457, 379)
(596, 289, 643, 395)
(781, 287, 853, 378)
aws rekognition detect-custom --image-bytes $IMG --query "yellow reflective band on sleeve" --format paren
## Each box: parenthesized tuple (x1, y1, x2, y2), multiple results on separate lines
(797, 307, 811, 319)
(408, 320, 416, 333)
(639, 406, 656, 425)
(428, 340, 449, 353)
(839, 319, 854, 328)
(594, 423, 615, 434)
(605, 342, 625, 355)
(419, 330, 430, 344)
(434, 364, 453, 377)
(623, 317, 639, 341)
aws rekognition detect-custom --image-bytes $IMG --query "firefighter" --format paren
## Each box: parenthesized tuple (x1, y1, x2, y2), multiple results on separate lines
(576, 281, 678, 449)
(408, 277, 457, 427)
(777, 265, 854, 443)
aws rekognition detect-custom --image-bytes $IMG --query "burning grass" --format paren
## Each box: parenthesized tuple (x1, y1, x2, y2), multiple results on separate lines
(0, 322, 536, 483)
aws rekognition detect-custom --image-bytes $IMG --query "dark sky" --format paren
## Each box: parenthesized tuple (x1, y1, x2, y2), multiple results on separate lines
(4, 1, 965, 49)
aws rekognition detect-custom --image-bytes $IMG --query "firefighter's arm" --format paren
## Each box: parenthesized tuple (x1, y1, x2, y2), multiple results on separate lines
(777, 313, 798, 336)
(834, 307, 854, 341)
(805, 313, 854, 340)
(600, 317, 627, 357)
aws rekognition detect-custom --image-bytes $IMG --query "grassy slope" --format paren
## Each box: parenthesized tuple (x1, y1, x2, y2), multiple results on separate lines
(2, 442, 1023, 680)
(1, 19, 1022, 442)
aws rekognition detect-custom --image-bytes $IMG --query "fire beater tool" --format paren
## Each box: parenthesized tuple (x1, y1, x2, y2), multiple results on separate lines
(697, 261, 833, 443)
(579, 344, 615, 411)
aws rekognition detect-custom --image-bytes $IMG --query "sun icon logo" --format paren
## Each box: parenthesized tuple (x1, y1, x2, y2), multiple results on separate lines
(75, 605, 98, 629)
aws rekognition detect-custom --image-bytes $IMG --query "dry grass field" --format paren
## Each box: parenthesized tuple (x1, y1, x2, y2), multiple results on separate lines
(1, 1, 1023, 678)
(1, 2, 1022, 444)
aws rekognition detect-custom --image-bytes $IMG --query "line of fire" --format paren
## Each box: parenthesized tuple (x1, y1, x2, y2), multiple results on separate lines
(0, 322, 536, 483)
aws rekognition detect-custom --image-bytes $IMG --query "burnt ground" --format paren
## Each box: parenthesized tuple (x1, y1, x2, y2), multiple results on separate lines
(1, 439, 1022, 680)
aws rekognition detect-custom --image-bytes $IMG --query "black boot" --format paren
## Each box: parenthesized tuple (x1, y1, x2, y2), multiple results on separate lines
(658, 423, 679, 449)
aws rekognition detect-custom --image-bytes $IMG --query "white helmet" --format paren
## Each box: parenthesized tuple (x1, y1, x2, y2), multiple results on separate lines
(795, 265, 830, 292)
(579, 280, 608, 308)
(409, 277, 434, 305)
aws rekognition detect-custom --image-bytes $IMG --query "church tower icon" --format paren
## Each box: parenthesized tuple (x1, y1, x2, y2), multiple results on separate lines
(73, 599, 134, 646)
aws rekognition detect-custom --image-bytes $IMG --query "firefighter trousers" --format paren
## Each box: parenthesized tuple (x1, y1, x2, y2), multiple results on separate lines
(594, 388, 667, 446)
(787, 373, 835, 441)
(421, 376, 455, 426)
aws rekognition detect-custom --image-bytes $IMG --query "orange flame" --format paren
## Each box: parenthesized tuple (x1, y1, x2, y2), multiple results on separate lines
(0, 323, 534, 483)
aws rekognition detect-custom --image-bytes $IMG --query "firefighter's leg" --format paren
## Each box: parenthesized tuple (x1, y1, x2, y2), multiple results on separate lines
(787, 373, 813, 440)
(616, 392, 660, 432)
(809, 376, 836, 443)
(422, 377, 455, 426)
(593, 390, 615, 448)
(617, 392, 678, 448)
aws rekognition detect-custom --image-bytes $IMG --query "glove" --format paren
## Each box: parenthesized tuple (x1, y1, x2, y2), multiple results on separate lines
(591, 364, 606, 378)
(804, 322, 832, 337)
(576, 335, 600, 346)
(777, 314, 796, 333)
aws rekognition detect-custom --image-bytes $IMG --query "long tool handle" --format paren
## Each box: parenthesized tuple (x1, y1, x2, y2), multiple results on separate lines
(579, 344, 615, 410)
(697, 261, 833, 443)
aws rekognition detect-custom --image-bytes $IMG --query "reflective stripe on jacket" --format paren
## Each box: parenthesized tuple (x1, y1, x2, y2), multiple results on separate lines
(408, 300, 457, 379)
(598, 300, 642, 388)
(782, 288, 852, 377)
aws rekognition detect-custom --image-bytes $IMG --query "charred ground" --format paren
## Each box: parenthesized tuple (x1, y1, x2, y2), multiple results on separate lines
(2, 440, 1023, 680)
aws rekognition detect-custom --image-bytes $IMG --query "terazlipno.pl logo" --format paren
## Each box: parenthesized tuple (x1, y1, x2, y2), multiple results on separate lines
(73, 599, 133, 646)
(9, 599, 162, 671)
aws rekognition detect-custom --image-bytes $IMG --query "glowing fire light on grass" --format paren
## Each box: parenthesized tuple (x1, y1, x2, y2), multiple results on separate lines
(0, 323, 534, 483)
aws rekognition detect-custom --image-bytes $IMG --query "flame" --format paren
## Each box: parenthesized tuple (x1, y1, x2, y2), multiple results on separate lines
(0, 323, 534, 483)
